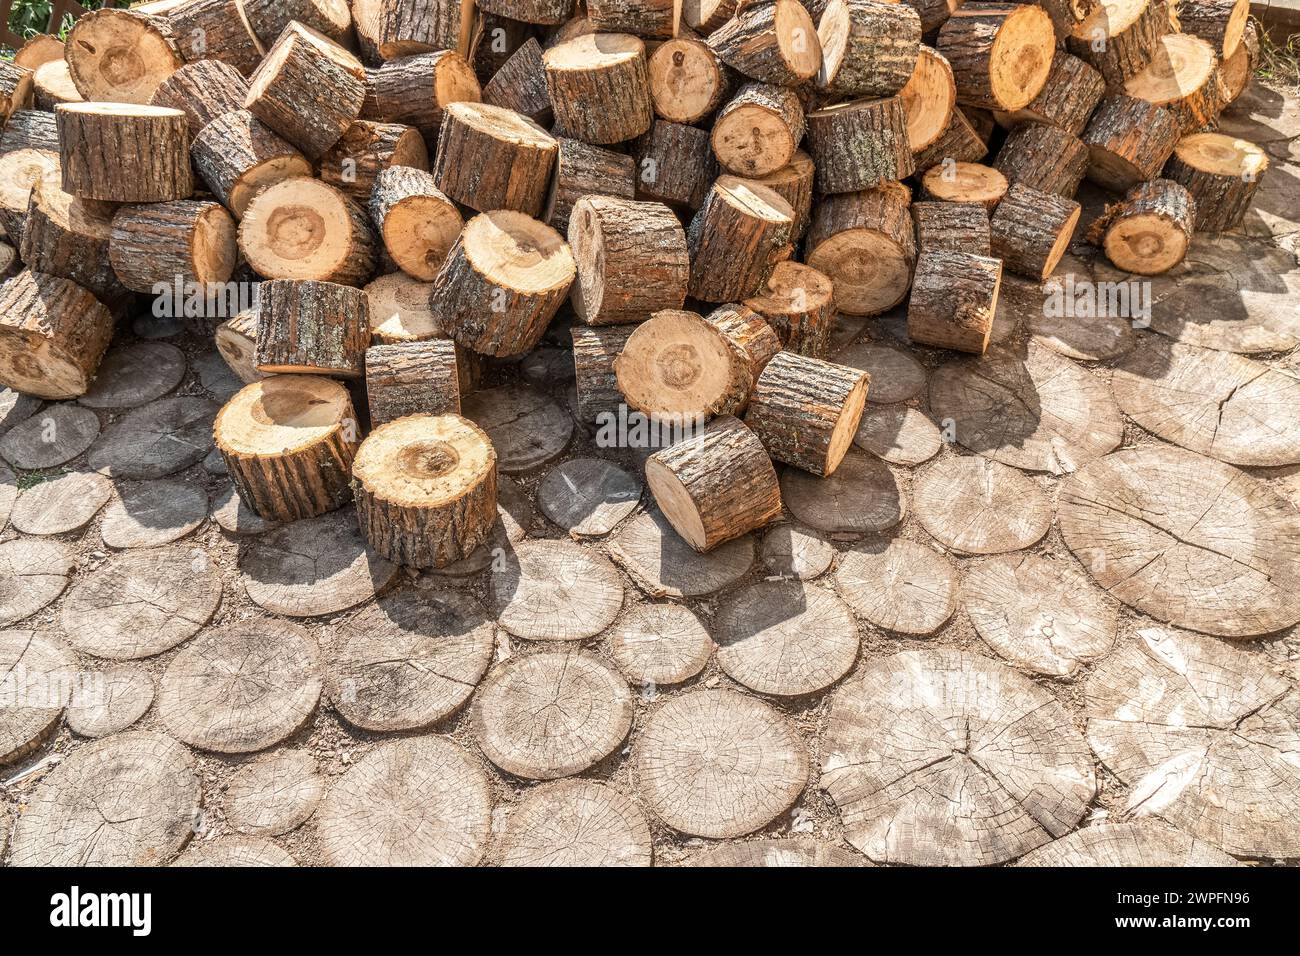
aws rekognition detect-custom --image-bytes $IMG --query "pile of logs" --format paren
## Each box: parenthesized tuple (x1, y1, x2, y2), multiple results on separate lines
(0, 0, 1269, 558)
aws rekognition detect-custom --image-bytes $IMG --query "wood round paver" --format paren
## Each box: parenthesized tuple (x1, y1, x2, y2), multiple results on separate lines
(0, 539, 73, 626)
(173, 836, 296, 867)
(836, 342, 927, 404)
(100, 479, 208, 548)
(0, 387, 40, 435)
(0, 403, 100, 469)
(834, 538, 959, 635)
(608, 508, 754, 598)
(211, 483, 279, 535)
(79, 342, 186, 409)
(822, 649, 1096, 866)
(537, 458, 641, 536)
(489, 540, 623, 641)
(760, 523, 835, 580)
(689, 838, 866, 867)
(9, 470, 112, 535)
(915, 457, 1051, 554)
(607, 603, 713, 686)
(1029, 290, 1136, 361)
(0, 630, 73, 764)
(88, 396, 218, 479)
(497, 780, 653, 867)
(65, 666, 154, 738)
(1015, 822, 1239, 867)
(0, 463, 13, 531)
(224, 750, 324, 837)
(854, 403, 942, 466)
(781, 450, 906, 535)
(462, 385, 572, 472)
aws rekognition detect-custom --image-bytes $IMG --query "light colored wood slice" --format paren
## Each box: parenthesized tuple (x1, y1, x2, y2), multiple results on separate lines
(224, 750, 324, 836)
(474, 648, 632, 779)
(364, 272, 441, 342)
(100, 479, 207, 549)
(1028, 291, 1136, 362)
(0, 403, 100, 470)
(241, 511, 398, 617)
(9, 470, 112, 535)
(1113, 338, 1300, 466)
(0, 629, 73, 764)
(65, 666, 154, 738)
(8, 731, 199, 866)
(780, 449, 905, 535)
(690, 838, 866, 867)
(638, 689, 808, 838)
(211, 483, 280, 535)
(915, 457, 1050, 554)
(854, 404, 941, 466)
(608, 508, 754, 598)
(1016, 822, 1240, 866)
(88, 396, 218, 479)
(537, 458, 641, 537)
(318, 736, 492, 867)
(607, 603, 713, 686)
(761, 523, 834, 580)
(0, 540, 72, 627)
(1084, 624, 1300, 857)
(65, 9, 183, 104)
(327, 588, 494, 732)
(716, 580, 859, 696)
(239, 177, 375, 285)
(822, 648, 1096, 865)
(498, 780, 652, 867)
(834, 538, 959, 635)
(60, 546, 222, 659)
(835, 342, 927, 404)
(461, 385, 572, 473)
(173, 836, 296, 867)
(1059, 446, 1300, 637)
(78, 342, 185, 409)
(490, 540, 623, 641)
(0, 387, 41, 435)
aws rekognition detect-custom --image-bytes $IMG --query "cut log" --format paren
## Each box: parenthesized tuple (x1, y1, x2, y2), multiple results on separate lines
(805, 181, 914, 315)
(80, 341, 187, 410)
(705, 303, 783, 383)
(191, 110, 311, 218)
(1086, 177, 1195, 273)
(743, 260, 836, 357)
(108, 200, 237, 293)
(994, 121, 1090, 197)
(544, 33, 654, 144)
(912, 105, 988, 171)
(687, 175, 793, 302)
(168, 0, 266, 76)
(706, 0, 822, 87)
(912, 200, 992, 255)
(367, 165, 461, 280)
(989, 182, 1081, 279)
(806, 96, 914, 193)
(432, 210, 575, 357)
(214, 374, 361, 521)
(32, 61, 82, 111)
(919, 160, 1008, 207)
(752, 149, 814, 238)
(645, 415, 782, 552)
(587, 0, 682, 36)
(1175, 0, 1249, 60)
(13, 35, 64, 71)
(374, 0, 476, 59)
(483, 38, 551, 122)
(817, 0, 921, 98)
(150, 59, 251, 135)
(1036, 0, 1101, 37)
(1067, 0, 1168, 85)
(648, 35, 731, 125)
(239, 176, 376, 284)
(19, 185, 125, 303)
(432, 101, 558, 215)
(572, 324, 637, 423)
(216, 309, 264, 383)
(899, 45, 956, 152)
(477, 0, 575, 25)
(365, 339, 462, 423)
(936, 3, 1055, 111)
(544, 138, 637, 233)
(0, 111, 59, 154)
(352, 413, 497, 567)
(614, 309, 754, 420)
(633, 120, 717, 210)
(241, 0, 354, 47)
(1163, 131, 1267, 232)
(537, 457, 641, 536)
(65, 9, 183, 104)
(683, 0, 738, 32)
(906, 0, 964, 32)
(1124, 32, 1226, 134)
(57, 103, 193, 203)
(0, 271, 114, 399)
(255, 279, 370, 376)
(907, 249, 1003, 353)
(992, 52, 1105, 136)
(569, 195, 689, 325)
(711, 83, 804, 178)
(0, 62, 33, 125)
(1081, 93, 1181, 192)
(1219, 20, 1257, 103)
(320, 120, 429, 203)
(371, 50, 482, 134)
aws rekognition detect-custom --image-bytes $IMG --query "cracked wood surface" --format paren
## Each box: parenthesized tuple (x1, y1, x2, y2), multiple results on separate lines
(608, 603, 714, 687)
(914, 456, 1051, 554)
(489, 540, 623, 641)
(65, 666, 153, 738)
(608, 508, 755, 599)
(1016, 822, 1239, 866)
(0, 539, 71, 626)
(223, 750, 324, 837)
(834, 538, 959, 636)
(0, 629, 73, 764)
(497, 780, 652, 867)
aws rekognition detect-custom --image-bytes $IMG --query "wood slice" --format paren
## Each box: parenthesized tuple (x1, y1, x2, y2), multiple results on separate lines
(80, 342, 187, 409)
(899, 45, 956, 153)
(818, 0, 920, 99)
(9, 470, 112, 536)
(0, 629, 72, 764)
(211, 482, 279, 534)
(489, 539, 624, 640)
(918, 161, 1007, 207)
(687, 175, 793, 302)
(462, 384, 572, 471)
(806, 182, 914, 316)
(711, 83, 804, 178)
(173, 837, 296, 867)
(364, 272, 442, 341)
(993, 52, 1106, 136)
(822, 648, 1095, 865)
(608, 507, 755, 598)
(108, 199, 237, 293)
(65, 9, 183, 104)
(1081, 93, 1181, 192)
(743, 261, 835, 358)
(1163, 131, 1266, 232)
(484, 38, 552, 123)
(569, 196, 688, 325)
(614, 309, 751, 420)
(65, 666, 155, 738)
(538, 458, 641, 537)
(761, 522, 834, 579)
(807, 97, 914, 194)
(0, 271, 114, 402)
(473, 648, 633, 778)
(835, 538, 958, 635)
(366, 165, 459, 281)
(7, 731, 200, 866)
(608, 603, 713, 685)
(836, 342, 926, 404)
(101, 479, 208, 549)
(906, 248, 1003, 354)
(854, 403, 941, 465)
(32, 60, 83, 111)
(365, 339, 461, 424)
(648, 35, 730, 125)
(936, 3, 1054, 111)
(375, 0, 476, 58)
(242, 0, 353, 47)
(168, 0, 266, 76)
(498, 780, 653, 867)
(57, 103, 193, 203)
(0, 404, 97, 472)
(88, 395, 217, 479)
(638, 689, 808, 838)
(371, 50, 482, 136)
(1028, 290, 1137, 361)
(240, 178, 376, 285)
(782, 448, 905, 534)
(912, 104, 989, 171)
(0, 541, 70, 627)
(706, 0, 822, 86)
(545, 137, 637, 233)
(191, 109, 312, 218)
(317, 737, 492, 866)
(690, 838, 865, 867)
(59, 546, 221, 659)
(1067, 0, 1168, 85)
(1016, 822, 1239, 867)
(915, 455, 1051, 553)
(990, 182, 1081, 280)
(1086, 177, 1195, 274)
(633, 120, 718, 210)
(0, 388, 40, 441)
(545, 33, 653, 145)
(1124, 32, 1226, 134)
(994, 122, 1090, 198)
(320, 119, 429, 204)
(224, 750, 324, 836)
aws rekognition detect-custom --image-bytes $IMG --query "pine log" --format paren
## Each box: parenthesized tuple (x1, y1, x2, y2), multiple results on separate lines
(906, 248, 1003, 354)
(65, 9, 183, 104)
(241, 0, 354, 47)
(569, 196, 689, 325)
(0, 111, 58, 154)
(216, 308, 264, 383)
(1081, 93, 1181, 192)
(648, 35, 732, 125)
(1219, 20, 1257, 104)
(937, 3, 1055, 111)
(899, 45, 956, 153)
(483, 38, 551, 123)
(572, 323, 637, 423)
(108, 199, 238, 293)
(683, 0, 738, 32)
(1085, 177, 1195, 273)
(912, 106, 988, 171)
(371, 50, 482, 135)
(704, 303, 783, 383)
(57, 103, 194, 203)
(712, 83, 805, 178)
(432, 102, 558, 214)
(587, 0, 681, 37)
(240, 177, 376, 284)
(0, 149, 60, 244)
(366, 166, 462, 280)
(614, 309, 754, 420)
(477, 0, 575, 25)
(191, 109, 313, 218)
(365, 338, 462, 423)
(989, 181, 1081, 279)
(994, 122, 1090, 198)
(0, 270, 114, 399)
(687, 175, 794, 302)
(743, 260, 836, 358)
(544, 33, 654, 144)
(32, 61, 82, 111)
(151, 59, 251, 135)
(706, 0, 822, 87)
(168, 0, 266, 76)
(920, 160, 1009, 207)
(912, 200, 992, 255)
(1067, 0, 1168, 85)
(255, 278, 371, 376)
(633, 120, 718, 210)
(375, 0, 476, 59)
(1162, 131, 1267, 232)
(0, 62, 33, 125)
(1175, 0, 1249, 60)
(752, 150, 815, 239)
(817, 0, 921, 98)
(319, 120, 427, 203)
(806, 96, 914, 193)
(544, 138, 638, 233)
(805, 181, 915, 315)
(992, 52, 1106, 135)
(1123, 33, 1226, 134)
(19, 185, 126, 303)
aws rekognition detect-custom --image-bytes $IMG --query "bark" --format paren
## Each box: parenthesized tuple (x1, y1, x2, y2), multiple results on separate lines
(432, 102, 558, 215)
(108, 199, 238, 292)
(371, 50, 483, 135)
(483, 38, 552, 123)
(687, 176, 794, 302)
(191, 109, 312, 217)
(989, 181, 1082, 279)
(1081, 93, 1181, 192)
(0, 270, 115, 400)
(572, 323, 637, 423)
(150, 59, 251, 135)
(57, 104, 194, 202)
(806, 95, 913, 193)
(168, 0, 266, 76)
(544, 33, 654, 145)
(706, 0, 821, 87)
(544, 138, 637, 233)
(365, 339, 462, 423)
(912, 200, 992, 256)
(993, 52, 1106, 136)
(906, 248, 1003, 354)
(255, 279, 372, 377)
(937, 3, 1055, 111)
(994, 121, 1090, 198)
(1163, 133, 1266, 232)
(633, 120, 717, 210)
(817, 0, 921, 98)
(569, 196, 689, 325)
(376, 0, 476, 58)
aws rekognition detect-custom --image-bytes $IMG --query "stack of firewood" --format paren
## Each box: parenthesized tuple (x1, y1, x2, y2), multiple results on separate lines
(0, 0, 1268, 558)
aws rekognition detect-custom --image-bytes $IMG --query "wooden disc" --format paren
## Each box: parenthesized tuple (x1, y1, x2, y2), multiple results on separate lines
(854, 404, 941, 466)
(537, 458, 641, 537)
(1124, 33, 1219, 110)
(1016, 822, 1240, 867)
(224, 750, 324, 837)
(1029, 291, 1136, 363)
(0, 463, 13, 532)
(761, 523, 835, 580)
(364, 272, 441, 342)
(780, 449, 905, 535)
(318, 737, 492, 867)
(607, 603, 713, 686)
(836, 342, 927, 403)
(489, 540, 624, 641)
(373, 177, 462, 281)
(474, 648, 633, 779)
(0, 629, 73, 764)
(0, 539, 71, 626)
(239, 176, 368, 281)
(65, 9, 182, 103)
(88, 397, 218, 479)
(930, 342, 1122, 474)
(8, 731, 200, 866)
(1084, 625, 1300, 857)
(649, 36, 727, 125)
(613, 308, 752, 420)
(638, 689, 809, 838)
(462, 385, 573, 473)
(327, 588, 494, 732)
(1113, 338, 1300, 466)
(834, 538, 959, 635)
(690, 838, 866, 867)
(159, 620, 321, 753)
(241, 511, 398, 617)
(920, 162, 1007, 205)
(608, 508, 754, 598)
(9, 470, 112, 535)
(173, 836, 296, 867)
(211, 483, 280, 535)
(0, 387, 41, 435)
(0, 403, 100, 470)
(65, 665, 154, 738)
(716, 580, 860, 696)
(915, 457, 1050, 554)
(900, 45, 956, 152)
(822, 648, 1095, 865)
(78, 342, 186, 409)
(498, 780, 652, 867)
(1060, 446, 1300, 637)
(101, 479, 207, 549)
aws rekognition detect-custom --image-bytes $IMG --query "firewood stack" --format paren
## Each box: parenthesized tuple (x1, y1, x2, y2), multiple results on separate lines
(0, 0, 1270, 557)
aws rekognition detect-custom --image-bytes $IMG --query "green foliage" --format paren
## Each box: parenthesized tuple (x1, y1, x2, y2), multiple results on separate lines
(7, 0, 133, 47)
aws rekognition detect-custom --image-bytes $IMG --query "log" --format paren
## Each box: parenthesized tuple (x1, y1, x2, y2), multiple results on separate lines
(1067, 0, 1168, 85)
(1163, 131, 1267, 232)
(544, 138, 638, 233)
(569, 195, 689, 325)
(572, 324, 637, 423)
(1085, 177, 1195, 274)
(806, 181, 914, 315)
(633, 120, 717, 210)
(241, 0, 354, 47)
(19, 186, 125, 303)
(57, 103, 194, 203)
(0, 111, 59, 154)
(243, 22, 367, 159)
(906, 0, 963, 32)
(712, 83, 805, 178)
(216, 309, 263, 383)
(1219, 20, 1257, 103)
(320, 120, 428, 202)
(255, 278, 371, 377)
(483, 38, 551, 123)
(0, 270, 114, 400)
(806, 95, 914, 193)
(1176, 0, 1249, 60)
(0, 149, 59, 244)
(1036, 0, 1101, 37)
(644, 415, 782, 553)
(989, 181, 1081, 279)
(12, 35, 64, 71)
(994, 121, 1090, 198)
(375, 0, 476, 59)
(65, 9, 183, 104)
(912, 106, 987, 171)
(367, 165, 462, 280)
(992, 52, 1106, 135)
(687, 175, 794, 302)
(683, 0, 738, 32)
(432, 210, 575, 357)
(817, 0, 921, 98)
(108, 199, 238, 293)
(752, 150, 815, 238)
(744, 351, 869, 476)
(0, 62, 33, 125)
(150, 59, 251, 135)
(168, 0, 266, 76)
(371, 50, 482, 135)
(191, 109, 313, 217)
(432, 102, 558, 215)
(477, 0, 575, 24)
(365, 339, 462, 424)
(919, 160, 1008, 207)
(743, 260, 836, 357)
(937, 3, 1055, 111)
(1081, 93, 1181, 192)
(906, 248, 1003, 354)
(704, 303, 783, 383)
(649, 35, 732, 125)
(544, 33, 654, 145)
(614, 309, 754, 420)
(587, 0, 682, 37)
(912, 200, 992, 255)
(352, 413, 497, 568)
(214, 374, 360, 521)
(239, 177, 376, 284)
(32, 61, 82, 111)
(706, 0, 822, 87)
(1123, 33, 1226, 134)
(899, 45, 956, 153)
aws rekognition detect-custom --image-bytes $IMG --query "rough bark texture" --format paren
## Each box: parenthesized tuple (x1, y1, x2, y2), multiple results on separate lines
(320, 120, 428, 202)
(806, 182, 915, 315)
(544, 34, 654, 145)
(633, 120, 718, 210)
(994, 122, 1090, 198)
(1067, 0, 1168, 85)
(806, 96, 914, 193)
(687, 176, 794, 302)
(545, 138, 637, 233)
(1086, 177, 1195, 274)
(0, 61, 32, 124)
(242, 0, 354, 47)
(0, 270, 114, 400)
(907, 249, 1003, 354)
(1163, 133, 1266, 232)
(818, 0, 921, 98)
(371, 50, 482, 134)
(1175, 0, 1248, 57)
(912, 200, 992, 256)
(743, 259, 835, 357)
(255, 279, 371, 377)
(0, 110, 58, 153)
(365, 339, 462, 423)
(151, 59, 251, 135)
(432, 102, 558, 215)
(1081, 94, 1181, 192)
(477, 0, 575, 25)
(19, 187, 126, 303)
(483, 38, 551, 122)
(572, 324, 637, 423)
(57, 105, 194, 203)
(706, 0, 821, 87)
(912, 106, 988, 171)
(191, 109, 312, 217)
(108, 199, 237, 293)
(376, 0, 475, 59)
(989, 182, 1082, 279)
(587, 0, 680, 37)
(937, 3, 1055, 111)
(168, 0, 266, 76)
(705, 303, 783, 384)
(752, 150, 814, 238)
(994, 53, 1106, 136)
